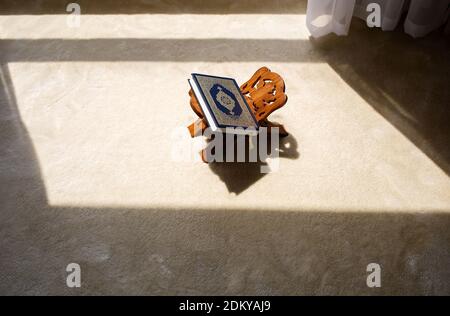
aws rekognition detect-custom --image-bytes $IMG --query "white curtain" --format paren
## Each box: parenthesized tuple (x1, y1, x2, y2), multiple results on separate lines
(306, 0, 450, 38)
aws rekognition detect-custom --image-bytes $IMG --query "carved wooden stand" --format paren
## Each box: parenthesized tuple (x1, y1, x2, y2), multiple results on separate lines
(187, 67, 288, 161)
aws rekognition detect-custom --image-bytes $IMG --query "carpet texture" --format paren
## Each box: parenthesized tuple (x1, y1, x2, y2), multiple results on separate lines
(1, 0, 449, 295)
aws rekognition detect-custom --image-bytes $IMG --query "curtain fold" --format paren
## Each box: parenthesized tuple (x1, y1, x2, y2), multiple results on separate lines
(306, 0, 450, 38)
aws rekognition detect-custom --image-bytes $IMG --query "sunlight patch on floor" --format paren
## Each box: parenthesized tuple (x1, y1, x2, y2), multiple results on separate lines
(0, 14, 310, 39)
(7, 60, 450, 212)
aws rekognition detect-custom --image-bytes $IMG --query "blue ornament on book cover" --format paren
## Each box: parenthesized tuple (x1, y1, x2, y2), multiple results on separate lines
(209, 84, 242, 117)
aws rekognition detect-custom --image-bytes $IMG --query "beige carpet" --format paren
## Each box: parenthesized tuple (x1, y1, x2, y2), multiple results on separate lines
(1, 0, 449, 295)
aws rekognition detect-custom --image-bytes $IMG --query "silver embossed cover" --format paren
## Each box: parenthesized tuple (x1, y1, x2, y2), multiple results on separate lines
(191, 73, 258, 130)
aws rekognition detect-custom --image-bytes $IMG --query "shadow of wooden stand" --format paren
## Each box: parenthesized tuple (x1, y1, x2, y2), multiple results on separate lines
(208, 134, 300, 194)
(187, 66, 290, 163)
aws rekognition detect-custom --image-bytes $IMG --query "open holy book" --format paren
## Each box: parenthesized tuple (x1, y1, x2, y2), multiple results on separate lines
(188, 73, 259, 136)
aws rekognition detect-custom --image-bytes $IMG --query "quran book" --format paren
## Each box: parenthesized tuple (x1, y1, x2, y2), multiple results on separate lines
(188, 73, 258, 135)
